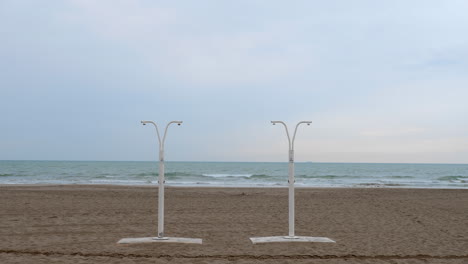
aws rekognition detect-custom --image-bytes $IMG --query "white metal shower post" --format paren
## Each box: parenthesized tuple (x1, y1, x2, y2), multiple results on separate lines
(272, 121, 311, 238)
(141, 120, 182, 239)
(117, 121, 202, 244)
(249, 121, 335, 244)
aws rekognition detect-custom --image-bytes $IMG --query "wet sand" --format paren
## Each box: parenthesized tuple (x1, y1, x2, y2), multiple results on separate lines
(1, 185, 467, 263)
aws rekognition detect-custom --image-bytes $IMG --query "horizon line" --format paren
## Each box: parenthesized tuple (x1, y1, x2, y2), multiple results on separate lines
(1, 159, 467, 165)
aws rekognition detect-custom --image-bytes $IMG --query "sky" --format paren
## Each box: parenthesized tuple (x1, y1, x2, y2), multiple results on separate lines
(1, 0, 467, 163)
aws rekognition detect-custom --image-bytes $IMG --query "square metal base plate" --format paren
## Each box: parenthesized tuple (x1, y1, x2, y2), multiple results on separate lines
(118, 237, 202, 244)
(250, 236, 335, 244)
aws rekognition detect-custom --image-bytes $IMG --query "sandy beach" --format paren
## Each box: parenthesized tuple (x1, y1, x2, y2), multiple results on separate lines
(0, 185, 467, 263)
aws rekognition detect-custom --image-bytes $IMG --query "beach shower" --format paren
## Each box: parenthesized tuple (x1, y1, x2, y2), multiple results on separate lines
(250, 121, 335, 244)
(117, 120, 202, 244)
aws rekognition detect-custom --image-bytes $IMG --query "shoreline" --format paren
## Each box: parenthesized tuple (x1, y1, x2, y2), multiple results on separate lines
(1, 183, 467, 190)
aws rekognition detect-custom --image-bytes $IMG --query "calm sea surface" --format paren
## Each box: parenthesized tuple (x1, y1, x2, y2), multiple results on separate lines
(0, 161, 467, 189)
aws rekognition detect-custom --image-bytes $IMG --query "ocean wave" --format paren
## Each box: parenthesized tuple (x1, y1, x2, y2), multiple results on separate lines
(250, 174, 272, 179)
(437, 176, 468, 183)
(0, 173, 30, 177)
(300, 175, 364, 179)
(90, 179, 153, 184)
(166, 172, 198, 177)
(132, 172, 194, 177)
(354, 183, 406, 187)
(126, 172, 422, 180)
(202, 173, 253, 178)
(133, 172, 158, 177)
(389, 176, 415, 179)
(131, 172, 263, 179)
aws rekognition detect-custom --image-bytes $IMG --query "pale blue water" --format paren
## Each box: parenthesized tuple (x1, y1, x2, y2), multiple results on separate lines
(0, 161, 467, 188)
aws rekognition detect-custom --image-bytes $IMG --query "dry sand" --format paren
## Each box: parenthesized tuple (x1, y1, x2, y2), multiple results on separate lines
(0, 185, 467, 263)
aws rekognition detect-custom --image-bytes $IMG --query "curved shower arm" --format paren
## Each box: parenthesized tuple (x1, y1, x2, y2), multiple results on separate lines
(141, 121, 162, 148)
(292, 121, 312, 149)
(271, 121, 291, 150)
(162, 121, 183, 148)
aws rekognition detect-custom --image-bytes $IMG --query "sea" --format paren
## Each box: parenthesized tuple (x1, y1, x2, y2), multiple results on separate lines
(1, 160, 467, 189)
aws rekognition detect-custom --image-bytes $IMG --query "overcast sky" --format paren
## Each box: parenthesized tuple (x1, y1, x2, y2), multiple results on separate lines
(1, 0, 467, 163)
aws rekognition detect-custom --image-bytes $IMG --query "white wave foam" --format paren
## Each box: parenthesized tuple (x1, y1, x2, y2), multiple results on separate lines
(202, 174, 253, 178)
